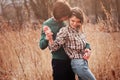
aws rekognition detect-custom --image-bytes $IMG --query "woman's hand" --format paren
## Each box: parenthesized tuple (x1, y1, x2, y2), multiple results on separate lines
(83, 48, 91, 60)
(43, 26, 53, 41)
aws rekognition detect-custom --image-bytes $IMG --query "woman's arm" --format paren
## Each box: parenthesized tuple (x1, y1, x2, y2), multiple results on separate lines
(46, 27, 68, 51)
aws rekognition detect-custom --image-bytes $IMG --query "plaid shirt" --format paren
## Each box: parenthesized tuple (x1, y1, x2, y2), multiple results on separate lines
(49, 26, 87, 59)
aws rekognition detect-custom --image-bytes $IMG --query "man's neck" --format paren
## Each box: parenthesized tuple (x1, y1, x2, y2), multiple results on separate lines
(52, 17, 62, 23)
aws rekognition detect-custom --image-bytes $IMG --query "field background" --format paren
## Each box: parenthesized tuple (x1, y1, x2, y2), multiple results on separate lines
(0, 23, 120, 80)
(0, 0, 120, 80)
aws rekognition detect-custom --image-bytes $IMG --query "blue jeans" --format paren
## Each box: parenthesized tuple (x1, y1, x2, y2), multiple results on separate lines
(71, 59, 96, 80)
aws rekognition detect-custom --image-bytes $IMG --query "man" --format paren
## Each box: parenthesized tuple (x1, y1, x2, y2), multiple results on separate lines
(39, 1, 75, 80)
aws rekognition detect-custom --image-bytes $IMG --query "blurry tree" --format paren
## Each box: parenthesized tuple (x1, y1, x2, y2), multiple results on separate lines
(0, 0, 9, 20)
(23, 0, 30, 22)
(29, 0, 50, 20)
(116, 0, 120, 23)
(0, 0, 119, 31)
(98, 0, 120, 31)
(11, 0, 23, 26)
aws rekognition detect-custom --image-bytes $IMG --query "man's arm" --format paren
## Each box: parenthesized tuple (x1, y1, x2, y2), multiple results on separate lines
(39, 28, 49, 50)
(83, 43, 91, 60)
(85, 43, 91, 50)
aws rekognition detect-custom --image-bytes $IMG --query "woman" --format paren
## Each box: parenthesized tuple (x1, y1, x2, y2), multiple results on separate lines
(45, 7, 96, 80)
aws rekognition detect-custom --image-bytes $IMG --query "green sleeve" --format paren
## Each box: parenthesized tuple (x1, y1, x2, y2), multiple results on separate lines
(39, 27, 48, 50)
(85, 43, 91, 50)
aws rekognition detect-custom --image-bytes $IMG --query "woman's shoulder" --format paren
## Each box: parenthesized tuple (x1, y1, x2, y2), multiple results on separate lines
(80, 32, 86, 39)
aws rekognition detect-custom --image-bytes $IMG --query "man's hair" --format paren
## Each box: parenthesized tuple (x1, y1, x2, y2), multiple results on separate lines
(53, 0, 71, 20)
(71, 7, 84, 24)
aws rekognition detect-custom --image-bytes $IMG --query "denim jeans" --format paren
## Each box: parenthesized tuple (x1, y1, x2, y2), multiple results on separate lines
(71, 59, 96, 80)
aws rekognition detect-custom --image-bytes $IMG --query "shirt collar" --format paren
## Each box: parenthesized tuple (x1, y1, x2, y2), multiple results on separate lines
(68, 25, 80, 33)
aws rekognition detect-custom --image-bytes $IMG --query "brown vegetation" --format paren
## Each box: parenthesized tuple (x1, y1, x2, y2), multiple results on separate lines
(0, 20, 120, 80)
(84, 23, 120, 80)
(0, 0, 120, 80)
(0, 22, 52, 80)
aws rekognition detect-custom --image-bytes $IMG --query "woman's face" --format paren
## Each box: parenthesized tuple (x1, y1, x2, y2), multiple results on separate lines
(69, 15, 81, 29)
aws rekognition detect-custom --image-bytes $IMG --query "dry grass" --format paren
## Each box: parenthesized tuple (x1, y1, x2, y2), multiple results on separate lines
(84, 23, 120, 80)
(0, 22, 120, 80)
(0, 24, 52, 80)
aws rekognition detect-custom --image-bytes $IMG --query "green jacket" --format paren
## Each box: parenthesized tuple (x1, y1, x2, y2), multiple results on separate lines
(39, 17, 70, 60)
(39, 17, 91, 60)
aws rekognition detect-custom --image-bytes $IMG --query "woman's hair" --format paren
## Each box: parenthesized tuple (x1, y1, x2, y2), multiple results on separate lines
(53, 0, 71, 20)
(71, 7, 84, 24)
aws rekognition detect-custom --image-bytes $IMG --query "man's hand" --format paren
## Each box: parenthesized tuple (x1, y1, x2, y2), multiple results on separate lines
(83, 48, 91, 60)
